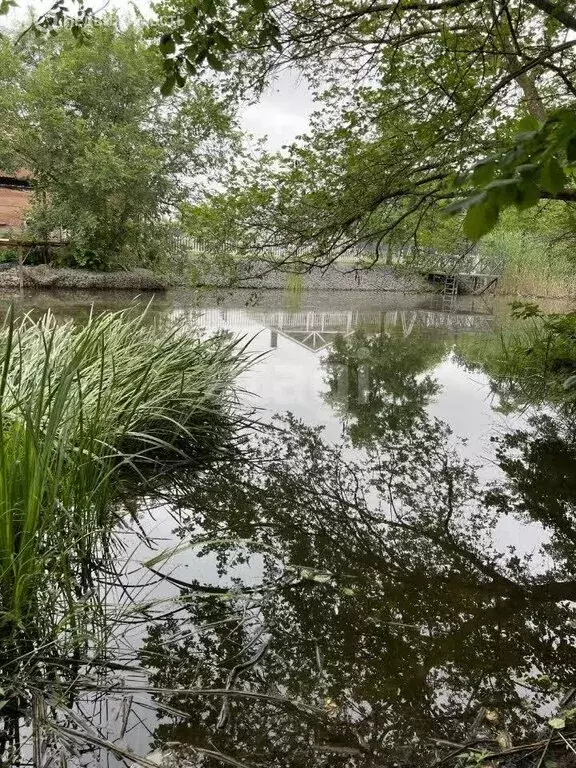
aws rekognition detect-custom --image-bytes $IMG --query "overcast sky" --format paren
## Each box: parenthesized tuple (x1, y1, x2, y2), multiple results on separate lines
(6, 0, 315, 152)
(241, 71, 315, 151)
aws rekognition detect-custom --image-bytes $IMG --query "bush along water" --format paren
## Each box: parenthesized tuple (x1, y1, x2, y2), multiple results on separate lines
(0, 306, 250, 763)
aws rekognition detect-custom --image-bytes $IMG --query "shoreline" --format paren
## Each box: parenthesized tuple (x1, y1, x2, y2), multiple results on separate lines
(0, 264, 573, 301)
(0, 265, 168, 291)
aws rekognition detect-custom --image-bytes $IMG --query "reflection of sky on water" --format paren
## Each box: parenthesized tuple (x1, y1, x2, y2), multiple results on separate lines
(185, 299, 504, 445)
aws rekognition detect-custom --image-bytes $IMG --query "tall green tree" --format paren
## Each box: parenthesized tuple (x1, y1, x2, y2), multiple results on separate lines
(0, 17, 238, 269)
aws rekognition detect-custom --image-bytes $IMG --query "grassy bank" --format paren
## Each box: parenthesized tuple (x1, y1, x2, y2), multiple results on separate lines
(497, 264, 576, 298)
(481, 225, 576, 299)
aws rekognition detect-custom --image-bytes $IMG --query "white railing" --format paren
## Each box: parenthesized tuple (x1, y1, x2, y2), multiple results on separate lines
(176, 236, 505, 276)
(169, 307, 494, 341)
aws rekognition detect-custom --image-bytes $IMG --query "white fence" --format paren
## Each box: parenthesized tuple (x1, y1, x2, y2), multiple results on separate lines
(174, 236, 505, 277)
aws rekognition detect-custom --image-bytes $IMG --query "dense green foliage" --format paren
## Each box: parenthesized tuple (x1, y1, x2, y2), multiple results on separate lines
(0, 18, 237, 270)
(150, 0, 576, 271)
(460, 204, 576, 295)
(0, 306, 246, 652)
(2, 1, 576, 279)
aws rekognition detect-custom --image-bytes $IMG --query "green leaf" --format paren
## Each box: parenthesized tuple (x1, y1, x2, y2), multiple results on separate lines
(159, 33, 175, 55)
(206, 52, 224, 70)
(471, 160, 495, 186)
(540, 156, 566, 194)
(183, 10, 197, 28)
(563, 374, 576, 390)
(517, 115, 540, 133)
(485, 178, 518, 205)
(252, 0, 268, 11)
(160, 74, 176, 96)
(548, 717, 566, 730)
(510, 301, 542, 319)
(516, 163, 538, 179)
(567, 137, 576, 163)
(444, 192, 486, 215)
(214, 31, 233, 51)
(463, 200, 499, 240)
(515, 180, 540, 210)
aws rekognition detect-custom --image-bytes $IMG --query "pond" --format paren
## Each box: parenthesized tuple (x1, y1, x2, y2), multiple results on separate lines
(2, 287, 576, 768)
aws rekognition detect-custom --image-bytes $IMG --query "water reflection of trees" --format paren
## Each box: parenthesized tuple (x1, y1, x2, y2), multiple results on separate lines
(488, 413, 576, 574)
(140, 410, 576, 766)
(455, 309, 576, 414)
(323, 328, 446, 444)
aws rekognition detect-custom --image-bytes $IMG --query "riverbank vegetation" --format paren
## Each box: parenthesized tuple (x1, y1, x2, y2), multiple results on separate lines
(157, 0, 576, 295)
(0, 306, 248, 762)
(0, 1, 575, 294)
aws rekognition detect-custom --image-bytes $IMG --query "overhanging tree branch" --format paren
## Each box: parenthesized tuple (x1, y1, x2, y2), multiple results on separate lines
(524, 0, 576, 33)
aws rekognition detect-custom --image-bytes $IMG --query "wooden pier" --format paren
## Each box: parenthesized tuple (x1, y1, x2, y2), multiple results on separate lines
(429, 271, 500, 297)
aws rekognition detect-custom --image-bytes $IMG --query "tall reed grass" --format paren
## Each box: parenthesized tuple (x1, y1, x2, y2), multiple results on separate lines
(0, 306, 248, 651)
(480, 227, 576, 298)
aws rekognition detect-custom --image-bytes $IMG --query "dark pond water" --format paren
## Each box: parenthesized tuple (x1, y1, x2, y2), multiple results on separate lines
(3, 287, 576, 767)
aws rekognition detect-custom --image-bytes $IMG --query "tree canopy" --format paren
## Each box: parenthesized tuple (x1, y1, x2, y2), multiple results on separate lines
(150, 0, 576, 267)
(3, 0, 576, 272)
(3, 0, 576, 270)
(0, 17, 238, 269)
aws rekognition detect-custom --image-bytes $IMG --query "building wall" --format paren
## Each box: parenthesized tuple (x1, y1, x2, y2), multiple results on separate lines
(0, 187, 30, 229)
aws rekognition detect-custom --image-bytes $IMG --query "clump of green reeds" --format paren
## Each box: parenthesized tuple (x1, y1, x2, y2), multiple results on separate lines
(0, 306, 248, 648)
